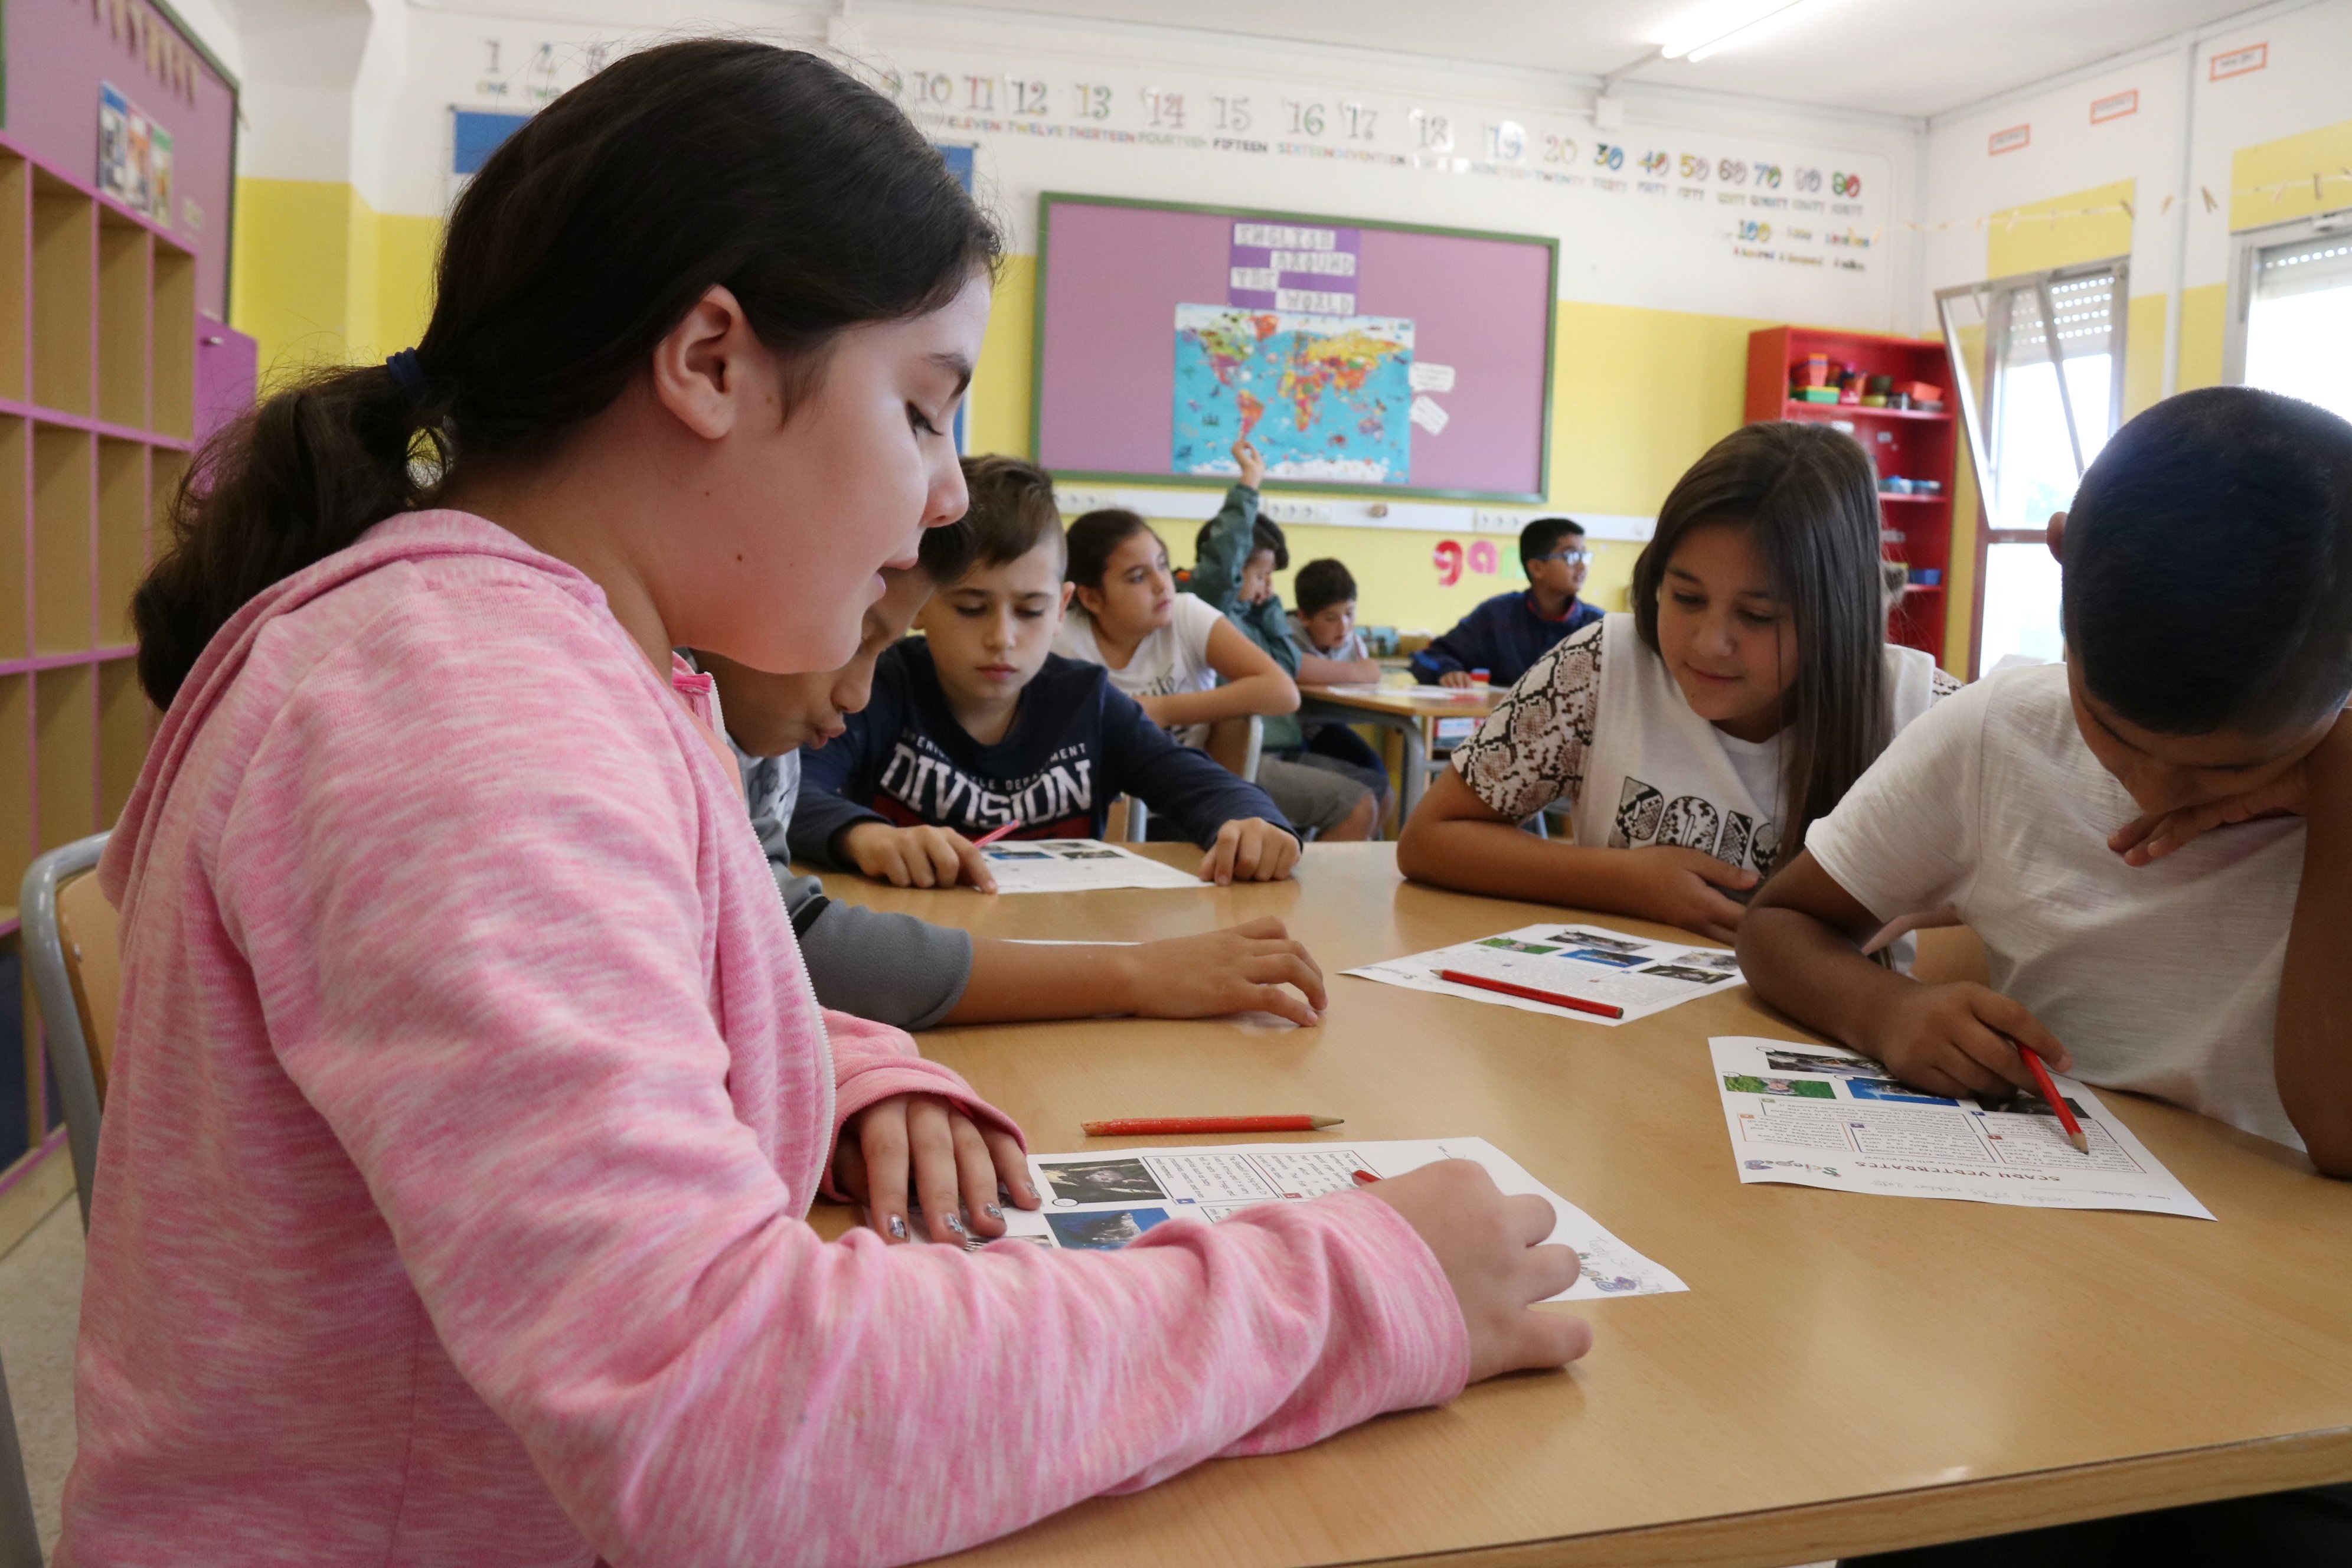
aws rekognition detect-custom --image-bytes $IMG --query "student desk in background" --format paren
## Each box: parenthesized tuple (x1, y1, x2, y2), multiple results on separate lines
(1297, 684, 1500, 821)
(809, 844, 2352, 1568)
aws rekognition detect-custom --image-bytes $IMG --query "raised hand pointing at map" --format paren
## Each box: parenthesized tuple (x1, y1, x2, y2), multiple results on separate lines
(1233, 438, 1268, 490)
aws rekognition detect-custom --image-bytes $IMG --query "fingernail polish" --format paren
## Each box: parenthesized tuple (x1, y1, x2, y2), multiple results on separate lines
(887, 1214, 907, 1240)
(984, 1203, 1002, 1219)
(944, 1213, 967, 1236)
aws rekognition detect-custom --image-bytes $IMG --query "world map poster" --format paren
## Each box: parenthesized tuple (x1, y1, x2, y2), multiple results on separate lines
(1172, 305, 1415, 485)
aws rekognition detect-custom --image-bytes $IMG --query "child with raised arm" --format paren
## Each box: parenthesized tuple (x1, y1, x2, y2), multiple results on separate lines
(701, 561, 1328, 1028)
(1399, 422, 1955, 942)
(1188, 437, 1381, 836)
(791, 454, 1304, 887)
(1747, 387, 2352, 1562)
(67, 43, 1589, 1567)
(1410, 515, 1603, 688)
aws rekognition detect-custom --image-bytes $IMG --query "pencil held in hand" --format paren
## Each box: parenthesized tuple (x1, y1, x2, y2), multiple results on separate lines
(971, 820, 1021, 848)
(2013, 1040, 2090, 1153)
(1080, 1115, 1343, 1136)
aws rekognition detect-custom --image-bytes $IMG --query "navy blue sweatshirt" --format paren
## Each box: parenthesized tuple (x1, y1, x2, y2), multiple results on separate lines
(1409, 590, 1603, 687)
(789, 639, 1295, 867)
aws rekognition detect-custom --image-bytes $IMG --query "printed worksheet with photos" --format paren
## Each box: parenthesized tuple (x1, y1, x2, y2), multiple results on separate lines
(910, 1138, 1686, 1299)
(1710, 1036, 2214, 1219)
(1345, 922, 1742, 1026)
(978, 838, 1204, 893)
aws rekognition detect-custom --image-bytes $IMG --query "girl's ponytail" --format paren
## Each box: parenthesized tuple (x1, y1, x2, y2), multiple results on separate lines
(133, 40, 997, 708)
(135, 357, 447, 705)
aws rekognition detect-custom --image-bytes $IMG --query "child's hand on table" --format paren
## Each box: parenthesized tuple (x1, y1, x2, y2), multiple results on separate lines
(1230, 437, 1267, 491)
(842, 822, 999, 892)
(1437, 670, 1478, 690)
(1198, 818, 1301, 884)
(837, 1092, 1038, 1244)
(1618, 845, 1758, 945)
(1358, 1159, 1592, 1380)
(1868, 982, 2072, 1100)
(1120, 917, 1327, 1026)
(2108, 708, 2352, 866)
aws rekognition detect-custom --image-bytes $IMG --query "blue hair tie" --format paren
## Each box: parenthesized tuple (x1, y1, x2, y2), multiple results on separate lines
(385, 347, 427, 397)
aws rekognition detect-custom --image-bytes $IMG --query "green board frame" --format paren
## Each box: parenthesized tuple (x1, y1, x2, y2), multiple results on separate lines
(1030, 191, 1560, 506)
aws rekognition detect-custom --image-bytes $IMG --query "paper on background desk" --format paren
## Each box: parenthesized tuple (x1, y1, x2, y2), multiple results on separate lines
(898, 1137, 1686, 1301)
(1316, 682, 1489, 701)
(1346, 922, 1741, 1027)
(976, 838, 1202, 893)
(1711, 1036, 2214, 1220)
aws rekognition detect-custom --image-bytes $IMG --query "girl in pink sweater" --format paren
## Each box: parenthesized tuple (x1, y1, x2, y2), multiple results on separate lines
(60, 41, 1588, 1567)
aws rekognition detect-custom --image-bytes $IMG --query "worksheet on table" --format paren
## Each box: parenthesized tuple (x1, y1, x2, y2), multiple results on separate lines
(976, 839, 1204, 893)
(1710, 1036, 2214, 1219)
(895, 1137, 1687, 1301)
(1345, 922, 1741, 1026)
(1316, 683, 1488, 701)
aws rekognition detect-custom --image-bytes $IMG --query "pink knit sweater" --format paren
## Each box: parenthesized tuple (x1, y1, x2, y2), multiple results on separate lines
(55, 512, 1466, 1567)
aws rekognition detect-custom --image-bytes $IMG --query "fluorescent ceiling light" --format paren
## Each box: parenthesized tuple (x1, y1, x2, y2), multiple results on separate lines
(1657, 0, 1843, 62)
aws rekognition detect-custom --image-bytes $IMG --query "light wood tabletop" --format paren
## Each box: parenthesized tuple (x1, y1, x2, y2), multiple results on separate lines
(812, 843, 2352, 1567)
(1299, 682, 1502, 718)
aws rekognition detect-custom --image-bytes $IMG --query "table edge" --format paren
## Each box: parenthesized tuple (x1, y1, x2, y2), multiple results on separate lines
(1325, 1426, 2352, 1568)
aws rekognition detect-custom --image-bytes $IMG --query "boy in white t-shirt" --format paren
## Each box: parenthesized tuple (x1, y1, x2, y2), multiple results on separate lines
(1745, 387, 2352, 1563)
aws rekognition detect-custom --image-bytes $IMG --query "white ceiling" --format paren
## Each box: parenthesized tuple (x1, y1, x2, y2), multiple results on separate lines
(884, 0, 2279, 119)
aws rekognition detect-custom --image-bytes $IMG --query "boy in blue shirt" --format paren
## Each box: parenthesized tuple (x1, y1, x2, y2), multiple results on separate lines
(1410, 516, 1602, 688)
(792, 455, 1302, 886)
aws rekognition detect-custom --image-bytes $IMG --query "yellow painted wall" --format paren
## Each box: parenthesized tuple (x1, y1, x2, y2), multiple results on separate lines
(1987, 179, 2135, 279)
(230, 179, 442, 390)
(2229, 115, 2352, 232)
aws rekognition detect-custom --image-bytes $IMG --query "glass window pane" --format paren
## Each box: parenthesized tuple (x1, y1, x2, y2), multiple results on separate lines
(2246, 284, 2352, 423)
(1979, 541, 2064, 672)
(1990, 352, 2113, 528)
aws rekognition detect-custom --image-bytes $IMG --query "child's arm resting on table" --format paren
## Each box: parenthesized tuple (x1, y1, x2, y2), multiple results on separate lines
(1299, 649, 1382, 685)
(1105, 686, 1301, 884)
(948, 920, 1327, 1027)
(1739, 853, 2063, 1099)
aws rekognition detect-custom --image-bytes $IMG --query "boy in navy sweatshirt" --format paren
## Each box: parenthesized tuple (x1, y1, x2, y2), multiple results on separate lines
(792, 456, 1302, 888)
(1410, 516, 1602, 688)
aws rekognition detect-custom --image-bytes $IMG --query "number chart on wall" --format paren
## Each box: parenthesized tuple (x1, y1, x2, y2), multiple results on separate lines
(1035, 196, 1557, 502)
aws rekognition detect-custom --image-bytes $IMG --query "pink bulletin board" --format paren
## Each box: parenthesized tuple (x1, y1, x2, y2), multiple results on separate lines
(1033, 194, 1557, 502)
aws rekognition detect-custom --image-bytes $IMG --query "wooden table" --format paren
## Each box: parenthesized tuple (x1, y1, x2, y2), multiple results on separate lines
(1299, 684, 1500, 820)
(814, 844, 2352, 1567)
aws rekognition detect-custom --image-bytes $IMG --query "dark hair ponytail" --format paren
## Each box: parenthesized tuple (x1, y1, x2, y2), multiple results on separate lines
(135, 41, 999, 707)
(1630, 420, 1889, 864)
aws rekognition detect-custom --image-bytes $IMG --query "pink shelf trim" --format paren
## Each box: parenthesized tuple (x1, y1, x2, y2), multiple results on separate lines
(0, 1127, 70, 1197)
(0, 398, 194, 449)
(0, 128, 198, 259)
(0, 646, 138, 677)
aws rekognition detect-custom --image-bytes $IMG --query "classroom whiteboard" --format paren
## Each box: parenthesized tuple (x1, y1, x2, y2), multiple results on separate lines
(1034, 195, 1557, 502)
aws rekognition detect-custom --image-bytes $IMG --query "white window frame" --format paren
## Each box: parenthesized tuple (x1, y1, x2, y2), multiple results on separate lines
(2224, 205, 2352, 389)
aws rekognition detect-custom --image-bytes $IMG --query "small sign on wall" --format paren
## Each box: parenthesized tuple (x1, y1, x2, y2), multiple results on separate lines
(2210, 43, 2267, 80)
(1988, 124, 2031, 157)
(2089, 90, 2138, 125)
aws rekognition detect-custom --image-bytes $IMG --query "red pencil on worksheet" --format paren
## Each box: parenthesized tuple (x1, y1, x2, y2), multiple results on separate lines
(1436, 968, 1625, 1020)
(971, 820, 1022, 848)
(1080, 1115, 1344, 1136)
(2014, 1040, 2090, 1153)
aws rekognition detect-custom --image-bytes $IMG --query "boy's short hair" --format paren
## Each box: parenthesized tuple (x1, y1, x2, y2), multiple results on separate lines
(1196, 511, 1288, 571)
(1519, 516, 1586, 567)
(1293, 558, 1358, 618)
(2064, 386, 2352, 736)
(922, 455, 1065, 583)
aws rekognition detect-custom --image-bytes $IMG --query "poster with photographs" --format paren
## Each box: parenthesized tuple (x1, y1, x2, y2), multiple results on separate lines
(1710, 1037, 2213, 1219)
(97, 83, 175, 229)
(1345, 922, 1741, 1027)
(994, 1136, 1686, 1298)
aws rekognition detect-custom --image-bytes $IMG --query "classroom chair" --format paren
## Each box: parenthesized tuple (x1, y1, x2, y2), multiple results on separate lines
(22, 833, 116, 1233)
(0, 1347, 43, 1568)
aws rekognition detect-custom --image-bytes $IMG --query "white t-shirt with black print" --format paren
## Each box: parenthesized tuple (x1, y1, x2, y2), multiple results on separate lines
(1055, 592, 1226, 748)
(1452, 611, 1958, 878)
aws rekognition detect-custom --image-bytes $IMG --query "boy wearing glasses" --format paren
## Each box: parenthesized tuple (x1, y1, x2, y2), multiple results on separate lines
(1410, 517, 1602, 689)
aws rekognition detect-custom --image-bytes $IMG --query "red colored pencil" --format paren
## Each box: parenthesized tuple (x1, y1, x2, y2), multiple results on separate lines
(1080, 1115, 1343, 1136)
(971, 820, 1022, 848)
(2013, 1040, 2090, 1153)
(1437, 968, 1625, 1020)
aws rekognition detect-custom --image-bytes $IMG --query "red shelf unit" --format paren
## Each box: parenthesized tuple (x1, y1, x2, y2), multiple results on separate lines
(1744, 326, 1959, 666)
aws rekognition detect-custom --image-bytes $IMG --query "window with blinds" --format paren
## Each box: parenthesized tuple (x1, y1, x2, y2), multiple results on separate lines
(2243, 224, 2352, 423)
